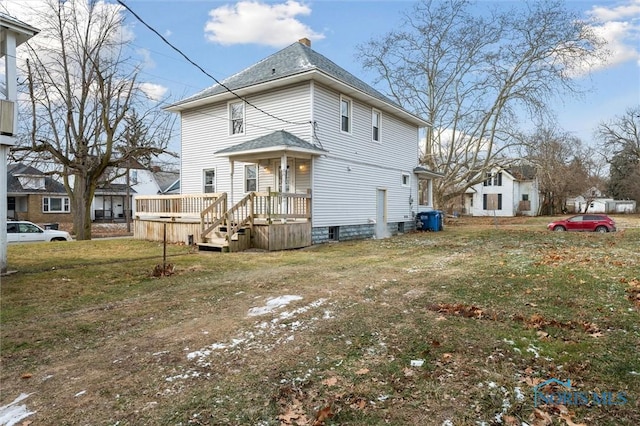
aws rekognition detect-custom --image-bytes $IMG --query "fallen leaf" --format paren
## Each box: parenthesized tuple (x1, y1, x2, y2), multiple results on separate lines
(21, 373, 33, 380)
(322, 377, 338, 386)
(355, 368, 370, 375)
(537, 330, 550, 339)
(312, 406, 333, 426)
(560, 413, 587, 426)
(442, 353, 453, 362)
(403, 367, 415, 377)
(530, 408, 553, 426)
(278, 409, 300, 424)
(504, 415, 519, 426)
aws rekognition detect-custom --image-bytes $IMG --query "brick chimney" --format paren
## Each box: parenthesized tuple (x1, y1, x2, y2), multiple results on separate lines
(298, 37, 311, 47)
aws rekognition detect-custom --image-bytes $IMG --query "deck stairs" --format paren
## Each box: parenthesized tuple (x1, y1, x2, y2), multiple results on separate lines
(197, 192, 253, 252)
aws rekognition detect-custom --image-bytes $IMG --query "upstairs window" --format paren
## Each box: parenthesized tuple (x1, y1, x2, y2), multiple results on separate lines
(340, 96, 351, 133)
(402, 173, 410, 187)
(229, 101, 245, 135)
(203, 169, 216, 193)
(493, 172, 503, 186)
(483, 172, 492, 186)
(372, 109, 381, 142)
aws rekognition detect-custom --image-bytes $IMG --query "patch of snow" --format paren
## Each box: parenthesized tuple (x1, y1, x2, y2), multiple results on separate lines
(514, 387, 525, 401)
(410, 359, 425, 367)
(166, 298, 331, 382)
(247, 295, 303, 316)
(526, 344, 541, 358)
(442, 421, 454, 426)
(74, 390, 86, 397)
(0, 393, 36, 426)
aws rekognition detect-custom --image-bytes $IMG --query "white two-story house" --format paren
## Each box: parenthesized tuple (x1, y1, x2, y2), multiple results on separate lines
(140, 39, 440, 250)
(465, 165, 540, 217)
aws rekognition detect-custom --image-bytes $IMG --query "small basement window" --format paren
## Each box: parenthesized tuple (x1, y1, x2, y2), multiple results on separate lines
(328, 226, 339, 241)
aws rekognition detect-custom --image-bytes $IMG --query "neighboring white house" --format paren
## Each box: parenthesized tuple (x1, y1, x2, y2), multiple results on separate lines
(166, 38, 440, 244)
(465, 165, 540, 217)
(91, 166, 179, 221)
(1, 13, 39, 274)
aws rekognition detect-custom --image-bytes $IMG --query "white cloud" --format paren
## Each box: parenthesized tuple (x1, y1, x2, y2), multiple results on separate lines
(589, 0, 640, 21)
(137, 48, 156, 69)
(138, 82, 168, 101)
(204, 0, 325, 47)
(586, 0, 640, 70)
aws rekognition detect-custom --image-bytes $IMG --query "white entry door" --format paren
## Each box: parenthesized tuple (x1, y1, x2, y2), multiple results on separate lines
(376, 189, 387, 238)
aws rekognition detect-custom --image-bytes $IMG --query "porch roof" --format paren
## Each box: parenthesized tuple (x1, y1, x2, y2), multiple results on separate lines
(214, 130, 327, 161)
(413, 166, 444, 179)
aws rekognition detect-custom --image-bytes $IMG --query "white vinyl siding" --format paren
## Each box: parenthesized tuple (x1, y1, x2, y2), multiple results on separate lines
(179, 79, 422, 228)
(180, 84, 311, 195)
(310, 84, 420, 227)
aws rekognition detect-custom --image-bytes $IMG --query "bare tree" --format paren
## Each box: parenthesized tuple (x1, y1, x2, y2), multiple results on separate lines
(14, 0, 174, 239)
(520, 126, 598, 214)
(597, 106, 640, 202)
(358, 0, 605, 208)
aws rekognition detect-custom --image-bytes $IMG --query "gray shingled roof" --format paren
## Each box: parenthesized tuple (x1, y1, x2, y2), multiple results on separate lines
(215, 130, 327, 155)
(7, 163, 66, 194)
(508, 164, 537, 180)
(171, 41, 400, 109)
(153, 171, 180, 193)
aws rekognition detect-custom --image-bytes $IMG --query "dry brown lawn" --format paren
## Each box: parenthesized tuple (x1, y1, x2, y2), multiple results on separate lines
(1, 215, 639, 425)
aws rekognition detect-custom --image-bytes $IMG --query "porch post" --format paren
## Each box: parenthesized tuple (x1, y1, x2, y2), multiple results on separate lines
(428, 178, 434, 207)
(229, 160, 234, 207)
(280, 153, 288, 223)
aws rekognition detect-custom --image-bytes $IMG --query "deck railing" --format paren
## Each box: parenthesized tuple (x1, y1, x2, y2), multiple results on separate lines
(253, 190, 311, 221)
(136, 190, 311, 243)
(200, 193, 228, 236)
(135, 193, 223, 218)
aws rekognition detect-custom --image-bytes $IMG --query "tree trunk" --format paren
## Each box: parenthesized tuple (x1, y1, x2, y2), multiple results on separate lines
(72, 174, 93, 240)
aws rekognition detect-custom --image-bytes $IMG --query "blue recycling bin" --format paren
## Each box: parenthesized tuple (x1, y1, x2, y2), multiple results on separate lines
(416, 210, 443, 231)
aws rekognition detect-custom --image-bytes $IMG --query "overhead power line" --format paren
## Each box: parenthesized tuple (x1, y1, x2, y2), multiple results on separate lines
(116, 0, 311, 127)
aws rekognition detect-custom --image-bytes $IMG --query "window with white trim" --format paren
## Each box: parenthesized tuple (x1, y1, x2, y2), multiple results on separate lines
(372, 109, 381, 142)
(340, 96, 351, 133)
(245, 164, 257, 192)
(229, 101, 245, 135)
(402, 173, 410, 187)
(371, 109, 382, 142)
(43, 196, 70, 213)
(203, 169, 216, 193)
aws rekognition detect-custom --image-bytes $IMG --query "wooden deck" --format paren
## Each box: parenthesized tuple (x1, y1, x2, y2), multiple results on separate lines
(133, 191, 312, 252)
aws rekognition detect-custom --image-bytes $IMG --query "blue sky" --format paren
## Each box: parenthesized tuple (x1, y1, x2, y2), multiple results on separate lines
(5, 0, 640, 147)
